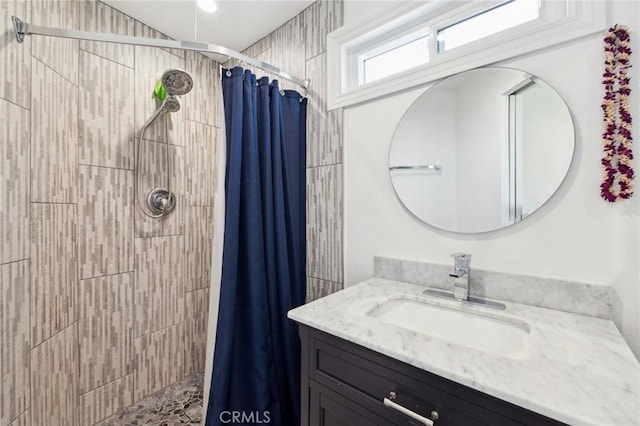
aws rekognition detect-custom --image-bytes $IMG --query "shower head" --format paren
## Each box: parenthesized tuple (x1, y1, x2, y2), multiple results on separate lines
(162, 69, 193, 96)
(162, 95, 181, 113)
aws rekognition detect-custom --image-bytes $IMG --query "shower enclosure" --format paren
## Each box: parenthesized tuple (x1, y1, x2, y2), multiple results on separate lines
(2, 3, 226, 424)
(2, 1, 317, 425)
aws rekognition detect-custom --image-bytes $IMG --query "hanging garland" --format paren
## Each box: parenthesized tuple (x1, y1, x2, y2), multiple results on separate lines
(601, 24, 634, 202)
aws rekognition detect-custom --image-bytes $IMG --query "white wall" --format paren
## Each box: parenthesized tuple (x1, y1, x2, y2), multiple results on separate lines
(343, 0, 640, 357)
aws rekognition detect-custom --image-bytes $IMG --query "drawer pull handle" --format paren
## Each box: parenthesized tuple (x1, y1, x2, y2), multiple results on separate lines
(383, 392, 435, 425)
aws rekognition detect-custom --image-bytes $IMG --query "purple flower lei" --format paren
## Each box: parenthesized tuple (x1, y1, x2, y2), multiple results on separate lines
(601, 24, 634, 202)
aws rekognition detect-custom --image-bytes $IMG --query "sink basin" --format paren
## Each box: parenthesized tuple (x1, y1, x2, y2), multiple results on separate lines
(367, 295, 531, 359)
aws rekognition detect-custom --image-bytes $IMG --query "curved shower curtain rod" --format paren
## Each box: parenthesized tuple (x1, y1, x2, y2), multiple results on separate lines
(11, 16, 311, 93)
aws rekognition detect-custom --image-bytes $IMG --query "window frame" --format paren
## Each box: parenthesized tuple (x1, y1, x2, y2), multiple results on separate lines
(359, 25, 431, 85)
(327, 0, 607, 110)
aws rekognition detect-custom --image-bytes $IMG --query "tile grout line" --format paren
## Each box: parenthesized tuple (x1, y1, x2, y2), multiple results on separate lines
(30, 201, 77, 205)
(29, 320, 78, 352)
(79, 47, 135, 70)
(79, 270, 136, 282)
(306, 276, 344, 286)
(133, 323, 181, 343)
(28, 39, 33, 425)
(32, 57, 78, 88)
(0, 96, 30, 112)
(306, 161, 343, 170)
(131, 40, 137, 401)
(0, 258, 29, 267)
(78, 373, 134, 397)
(78, 163, 135, 173)
(185, 118, 221, 130)
(305, 49, 328, 63)
(185, 286, 212, 295)
(75, 36, 81, 425)
(7, 407, 30, 425)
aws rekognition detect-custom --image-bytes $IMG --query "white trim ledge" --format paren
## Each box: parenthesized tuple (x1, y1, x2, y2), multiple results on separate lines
(327, 0, 607, 110)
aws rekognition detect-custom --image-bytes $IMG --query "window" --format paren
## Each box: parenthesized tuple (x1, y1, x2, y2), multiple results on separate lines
(437, 0, 540, 52)
(356, 1, 540, 88)
(327, 0, 606, 109)
(358, 29, 429, 85)
(361, 33, 430, 84)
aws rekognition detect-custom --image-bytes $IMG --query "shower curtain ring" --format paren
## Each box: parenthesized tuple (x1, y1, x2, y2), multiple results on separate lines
(279, 89, 285, 96)
(226, 69, 232, 77)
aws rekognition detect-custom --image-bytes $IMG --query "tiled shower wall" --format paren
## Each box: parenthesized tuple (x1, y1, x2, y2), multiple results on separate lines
(228, 0, 345, 302)
(1, 0, 218, 425)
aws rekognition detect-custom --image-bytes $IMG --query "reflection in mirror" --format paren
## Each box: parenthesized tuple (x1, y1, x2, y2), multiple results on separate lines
(389, 67, 574, 233)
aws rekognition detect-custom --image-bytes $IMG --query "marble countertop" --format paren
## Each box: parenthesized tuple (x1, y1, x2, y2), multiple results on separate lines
(288, 278, 640, 426)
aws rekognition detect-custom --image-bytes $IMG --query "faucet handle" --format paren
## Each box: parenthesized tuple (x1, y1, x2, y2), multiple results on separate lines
(451, 253, 471, 261)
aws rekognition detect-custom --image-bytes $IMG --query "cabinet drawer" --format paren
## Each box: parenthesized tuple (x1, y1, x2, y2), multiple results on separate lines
(305, 327, 563, 426)
(310, 381, 396, 426)
(303, 380, 480, 426)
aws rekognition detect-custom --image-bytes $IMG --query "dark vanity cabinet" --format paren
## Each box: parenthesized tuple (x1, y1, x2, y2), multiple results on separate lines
(299, 326, 564, 426)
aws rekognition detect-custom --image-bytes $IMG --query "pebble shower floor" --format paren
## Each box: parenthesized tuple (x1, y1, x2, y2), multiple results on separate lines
(100, 372, 204, 425)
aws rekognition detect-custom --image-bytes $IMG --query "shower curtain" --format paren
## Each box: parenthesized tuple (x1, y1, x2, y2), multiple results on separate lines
(205, 67, 307, 426)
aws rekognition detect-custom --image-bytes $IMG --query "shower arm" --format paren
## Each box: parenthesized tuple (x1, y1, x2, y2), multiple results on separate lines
(11, 16, 311, 93)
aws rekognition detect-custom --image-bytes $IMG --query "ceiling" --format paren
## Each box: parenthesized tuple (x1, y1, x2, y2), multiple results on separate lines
(103, 0, 315, 54)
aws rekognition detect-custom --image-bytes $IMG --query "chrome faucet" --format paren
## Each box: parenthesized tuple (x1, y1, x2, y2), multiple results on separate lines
(423, 252, 505, 309)
(450, 253, 471, 301)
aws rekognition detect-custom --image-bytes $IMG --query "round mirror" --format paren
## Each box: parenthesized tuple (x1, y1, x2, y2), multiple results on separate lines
(389, 67, 575, 233)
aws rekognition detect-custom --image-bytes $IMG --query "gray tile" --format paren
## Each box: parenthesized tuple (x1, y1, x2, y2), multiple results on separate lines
(133, 324, 184, 401)
(184, 288, 210, 375)
(306, 53, 342, 167)
(161, 144, 185, 237)
(0, 0, 31, 108)
(30, 203, 77, 346)
(78, 273, 134, 393)
(1, 260, 30, 426)
(135, 139, 165, 238)
(134, 236, 184, 337)
(184, 51, 220, 127)
(304, 0, 344, 59)
(30, 323, 79, 426)
(79, 50, 135, 169)
(271, 12, 306, 92)
(78, 165, 134, 279)
(79, 374, 134, 426)
(185, 121, 217, 206)
(185, 206, 214, 292)
(134, 20, 185, 59)
(307, 164, 343, 283)
(306, 276, 343, 303)
(80, 0, 135, 68)
(7, 408, 30, 426)
(31, 59, 78, 203)
(242, 35, 272, 59)
(0, 99, 30, 264)
(31, 0, 79, 84)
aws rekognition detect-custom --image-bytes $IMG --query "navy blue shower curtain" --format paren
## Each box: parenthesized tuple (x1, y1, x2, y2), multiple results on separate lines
(205, 67, 307, 426)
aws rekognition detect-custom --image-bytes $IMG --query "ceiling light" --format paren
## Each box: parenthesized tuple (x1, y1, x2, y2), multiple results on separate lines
(197, 0, 218, 13)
